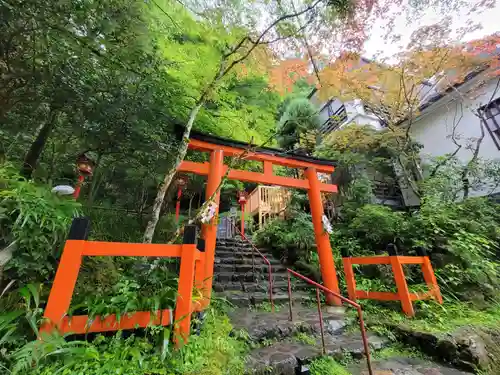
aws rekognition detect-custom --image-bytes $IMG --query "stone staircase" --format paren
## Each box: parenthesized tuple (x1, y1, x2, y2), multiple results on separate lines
(213, 237, 309, 307)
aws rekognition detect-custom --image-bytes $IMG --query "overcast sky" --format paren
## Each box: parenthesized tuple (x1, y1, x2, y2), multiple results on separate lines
(363, 0, 500, 59)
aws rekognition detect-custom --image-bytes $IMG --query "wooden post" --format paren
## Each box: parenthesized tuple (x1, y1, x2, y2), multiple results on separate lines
(41, 217, 90, 333)
(263, 161, 273, 177)
(390, 256, 415, 317)
(305, 167, 341, 305)
(198, 149, 223, 307)
(342, 257, 357, 301)
(421, 257, 443, 304)
(174, 225, 198, 347)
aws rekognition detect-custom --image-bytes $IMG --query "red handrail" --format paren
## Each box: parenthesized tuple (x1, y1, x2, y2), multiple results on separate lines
(287, 268, 373, 375)
(228, 218, 274, 312)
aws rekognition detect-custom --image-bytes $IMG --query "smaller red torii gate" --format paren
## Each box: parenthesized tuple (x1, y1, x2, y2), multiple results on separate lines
(180, 131, 341, 306)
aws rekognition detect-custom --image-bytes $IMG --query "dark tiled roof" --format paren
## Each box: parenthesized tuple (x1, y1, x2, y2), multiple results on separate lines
(189, 130, 337, 167)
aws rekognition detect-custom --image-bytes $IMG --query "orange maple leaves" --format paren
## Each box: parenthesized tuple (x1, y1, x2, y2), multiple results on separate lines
(268, 58, 315, 95)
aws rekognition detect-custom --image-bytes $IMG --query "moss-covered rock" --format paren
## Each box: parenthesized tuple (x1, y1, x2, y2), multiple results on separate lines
(391, 324, 500, 373)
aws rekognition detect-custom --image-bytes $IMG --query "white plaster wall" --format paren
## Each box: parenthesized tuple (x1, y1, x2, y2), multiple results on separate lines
(316, 97, 383, 130)
(408, 76, 500, 197)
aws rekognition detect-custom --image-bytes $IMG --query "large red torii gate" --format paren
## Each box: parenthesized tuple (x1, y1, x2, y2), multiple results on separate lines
(179, 131, 341, 306)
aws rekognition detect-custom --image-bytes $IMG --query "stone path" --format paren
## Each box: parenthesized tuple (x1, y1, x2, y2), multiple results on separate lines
(229, 306, 476, 375)
(348, 357, 474, 375)
(229, 306, 389, 374)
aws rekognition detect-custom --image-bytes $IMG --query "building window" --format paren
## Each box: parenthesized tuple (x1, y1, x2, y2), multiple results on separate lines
(478, 97, 500, 150)
(319, 104, 347, 134)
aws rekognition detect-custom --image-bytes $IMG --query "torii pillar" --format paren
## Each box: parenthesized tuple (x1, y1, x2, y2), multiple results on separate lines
(305, 167, 341, 305)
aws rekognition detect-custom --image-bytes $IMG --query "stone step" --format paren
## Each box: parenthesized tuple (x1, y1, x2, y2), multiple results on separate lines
(216, 238, 251, 244)
(219, 291, 313, 307)
(214, 263, 287, 274)
(233, 305, 388, 375)
(216, 240, 255, 246)
(348, 357, 474, 375)
(215, 251, 276, 261)
(213, 280, 308, 292)
(229, 306, 348, 342)
(215, 245, 273, 254)
(245, 332, 388, 375)
(214, 256, 282, 266)
(215, 272, 289, 283)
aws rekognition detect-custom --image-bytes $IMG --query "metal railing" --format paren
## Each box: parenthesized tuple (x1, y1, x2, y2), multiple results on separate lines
(286, 269, 373, 375)
(228, 218, 274, 311)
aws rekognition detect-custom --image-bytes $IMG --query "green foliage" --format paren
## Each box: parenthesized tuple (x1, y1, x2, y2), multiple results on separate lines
(0, 165, 80, 283)
(13, 332, 100, 375)
(365, 300, 500, 334)
(294, 332, 316, 346)
(277, 98, 321, 153)
(2, 298, 246, 375)
(71, 257, 179, 318)
(254, 209, 315, 264)
(26, 332, 171, 375)
(170, 310, 246, 375)
(373, 344, 424, 360)
(315, 125, 421, 196)
(309, 356, 351, 375)
(348, 205, 404, 247)
(329, 193, 500, 300)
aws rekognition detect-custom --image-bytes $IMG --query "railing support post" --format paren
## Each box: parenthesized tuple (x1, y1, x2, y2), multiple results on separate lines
(174, 225, 198, 347)
(342, 257, 357, 302)
(316, 288, 326, 355)
(390, 256, 415, 317)
(41, 217, 90, 334)
(287, 268, 373, 375)
(198, 149, 223, 308)
(417, 247, 443, 304)
(357, 307, 373, 375)
(287, 271, 293, 321)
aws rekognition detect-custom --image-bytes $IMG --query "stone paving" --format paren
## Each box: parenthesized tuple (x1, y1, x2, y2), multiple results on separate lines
(230, 306, 475, 375)
(229, 305, 348, 342)
(348, 357, 474, 375)
(230, 306, 389, 374)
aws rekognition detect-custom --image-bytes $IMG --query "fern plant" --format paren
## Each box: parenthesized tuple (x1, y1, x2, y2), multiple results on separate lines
(12, 332, 99, 375)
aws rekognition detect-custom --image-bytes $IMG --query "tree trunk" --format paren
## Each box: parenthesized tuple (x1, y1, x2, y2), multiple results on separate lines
(0, 242, 16, 286)
(143, 101, 204, 243)
(461, 116, 485, 200)
(20, 108, 58, 179)
(188, 195, 194, 218)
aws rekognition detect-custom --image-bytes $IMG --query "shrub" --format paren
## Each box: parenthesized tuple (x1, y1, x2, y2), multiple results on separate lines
(0, 164, 80, 284)
(254, 211, 315, 264)
(348, 204, 404, 248)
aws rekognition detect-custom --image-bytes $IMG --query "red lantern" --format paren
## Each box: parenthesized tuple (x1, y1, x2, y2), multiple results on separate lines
(73, 154, 95, 199)
(236, 190, 249, 236)
(76, 154, 94, 176)
(175, 174, 189, 223)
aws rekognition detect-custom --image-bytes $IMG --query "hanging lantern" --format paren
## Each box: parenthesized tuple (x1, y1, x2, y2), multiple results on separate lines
(237, 190, 249, 204)
(76, 154, 95, 176)
(176, 174, 189, 188)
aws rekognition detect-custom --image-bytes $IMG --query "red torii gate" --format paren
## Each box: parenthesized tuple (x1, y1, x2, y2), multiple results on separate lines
(40, 131, 341, 345)
(180, 131, 341, 306)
